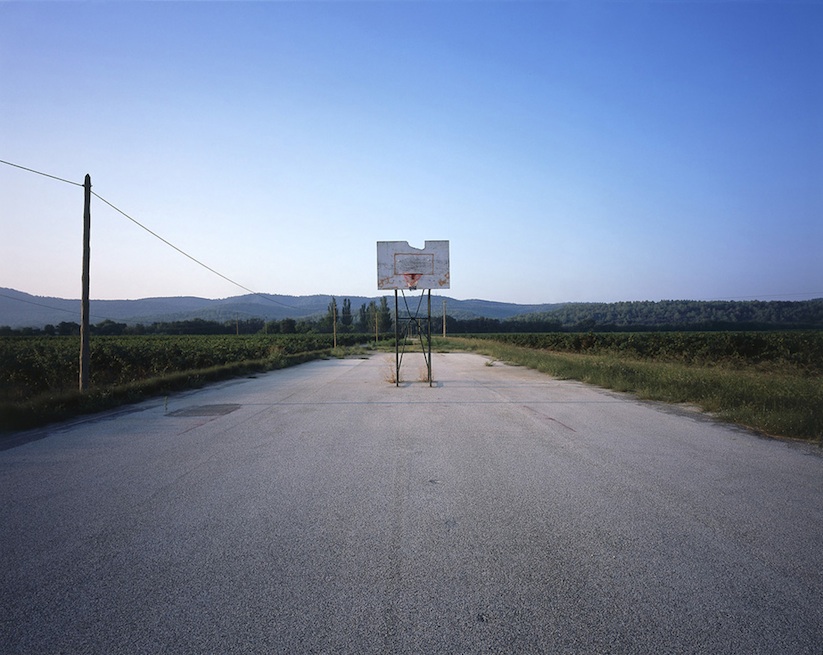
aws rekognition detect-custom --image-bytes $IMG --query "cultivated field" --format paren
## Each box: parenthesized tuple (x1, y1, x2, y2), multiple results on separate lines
(0, 333, 365, 430)
(2, 331, 821, 440)
(452, 331, 823, 441)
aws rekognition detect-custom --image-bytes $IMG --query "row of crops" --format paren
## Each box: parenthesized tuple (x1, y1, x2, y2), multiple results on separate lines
(5, 331, 820, 403)
(2, 330, 821, 437)
(467, 331, 823, 374)
(0, 333, 366, 402)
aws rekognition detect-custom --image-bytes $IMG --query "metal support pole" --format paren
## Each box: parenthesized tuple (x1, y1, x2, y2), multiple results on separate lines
(394, 290, 400, 386)
(79, 174, 91, 392)
(427, 289, 432, 386)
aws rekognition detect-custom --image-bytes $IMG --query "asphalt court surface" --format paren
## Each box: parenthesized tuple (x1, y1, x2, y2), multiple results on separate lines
(2, 353, 822, 654)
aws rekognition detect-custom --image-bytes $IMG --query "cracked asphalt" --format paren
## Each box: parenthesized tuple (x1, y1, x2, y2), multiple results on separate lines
(2, 353, 822, 654)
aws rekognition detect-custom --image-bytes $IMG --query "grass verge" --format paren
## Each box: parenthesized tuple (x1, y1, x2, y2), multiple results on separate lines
(441, 337, 823, 442)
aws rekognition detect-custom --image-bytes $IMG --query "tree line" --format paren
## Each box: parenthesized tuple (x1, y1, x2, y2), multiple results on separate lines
(443, 299, 822, 333)
(2, 298, 820, 337)
(504, 299, 823, 331)
(0, 297, 395, 337)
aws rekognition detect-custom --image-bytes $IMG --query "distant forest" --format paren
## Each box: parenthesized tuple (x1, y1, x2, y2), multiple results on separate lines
(457, 299, 823, 333)
(1, 298, 820, 336)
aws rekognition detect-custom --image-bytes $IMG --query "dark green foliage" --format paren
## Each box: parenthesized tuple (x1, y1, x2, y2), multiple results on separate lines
(449, 333, 823, 441)
(506, 299, 823, 331)
(1, 333, 374, 431)
(3, 298, 819, 337)
(341, 298, 353, 329)
(0, 333, 366, 405)
(434, 299, 823, 333)
(378, 296, 393, 331)
(323, 297, 338, 333)
(468, 331, 823, 375)
(0, 349, 326, 433)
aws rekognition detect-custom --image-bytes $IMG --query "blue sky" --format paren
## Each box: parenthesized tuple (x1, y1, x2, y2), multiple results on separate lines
(1, 1, 821, 304)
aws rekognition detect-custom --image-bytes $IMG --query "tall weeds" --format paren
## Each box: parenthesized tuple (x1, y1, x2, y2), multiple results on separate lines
(443, 337, 822, 442)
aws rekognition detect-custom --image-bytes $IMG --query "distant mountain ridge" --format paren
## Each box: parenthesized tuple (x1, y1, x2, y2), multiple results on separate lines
(1, 288, 820, 330)
(0, 288, 556, 328)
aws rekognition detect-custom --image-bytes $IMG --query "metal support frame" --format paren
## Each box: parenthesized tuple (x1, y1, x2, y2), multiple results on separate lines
(393, 288, 433, 387)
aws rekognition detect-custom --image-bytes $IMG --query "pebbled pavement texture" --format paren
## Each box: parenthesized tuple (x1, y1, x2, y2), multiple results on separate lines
(2, 353, 822, 654)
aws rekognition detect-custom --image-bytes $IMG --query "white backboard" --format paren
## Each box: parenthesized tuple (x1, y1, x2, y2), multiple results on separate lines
(377, 240, 450, 290)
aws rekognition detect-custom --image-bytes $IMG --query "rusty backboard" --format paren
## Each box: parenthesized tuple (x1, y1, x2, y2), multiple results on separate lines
(377, 240, 450, 290)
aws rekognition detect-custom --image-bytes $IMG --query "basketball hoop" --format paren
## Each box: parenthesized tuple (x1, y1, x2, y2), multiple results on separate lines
(376, 241, 449, 291)
(377, 240, 449, 388)
(402, 273, 423, 290)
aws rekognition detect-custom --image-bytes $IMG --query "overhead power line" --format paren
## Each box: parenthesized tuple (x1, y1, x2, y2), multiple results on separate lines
(0, 159, 82, 187)
(90, 192, 295, 309)
(3, 159, 819, 306)
(1, 158, 295, 310)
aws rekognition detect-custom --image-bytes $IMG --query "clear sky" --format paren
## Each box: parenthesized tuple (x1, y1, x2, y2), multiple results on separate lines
(1, 1, 821, 305)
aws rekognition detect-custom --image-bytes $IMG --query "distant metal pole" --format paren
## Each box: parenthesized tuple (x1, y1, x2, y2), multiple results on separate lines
(79, 174, 91, 392)
(333, 302, 337, 349)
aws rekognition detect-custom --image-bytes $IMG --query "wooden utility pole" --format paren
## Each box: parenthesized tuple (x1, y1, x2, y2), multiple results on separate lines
(79, 174, 91, 391)
(333, 302, 337, 349)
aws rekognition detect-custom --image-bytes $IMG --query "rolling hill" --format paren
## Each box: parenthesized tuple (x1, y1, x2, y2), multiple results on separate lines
(0, 288, 557, 328)
(2, 288, 820, 331)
